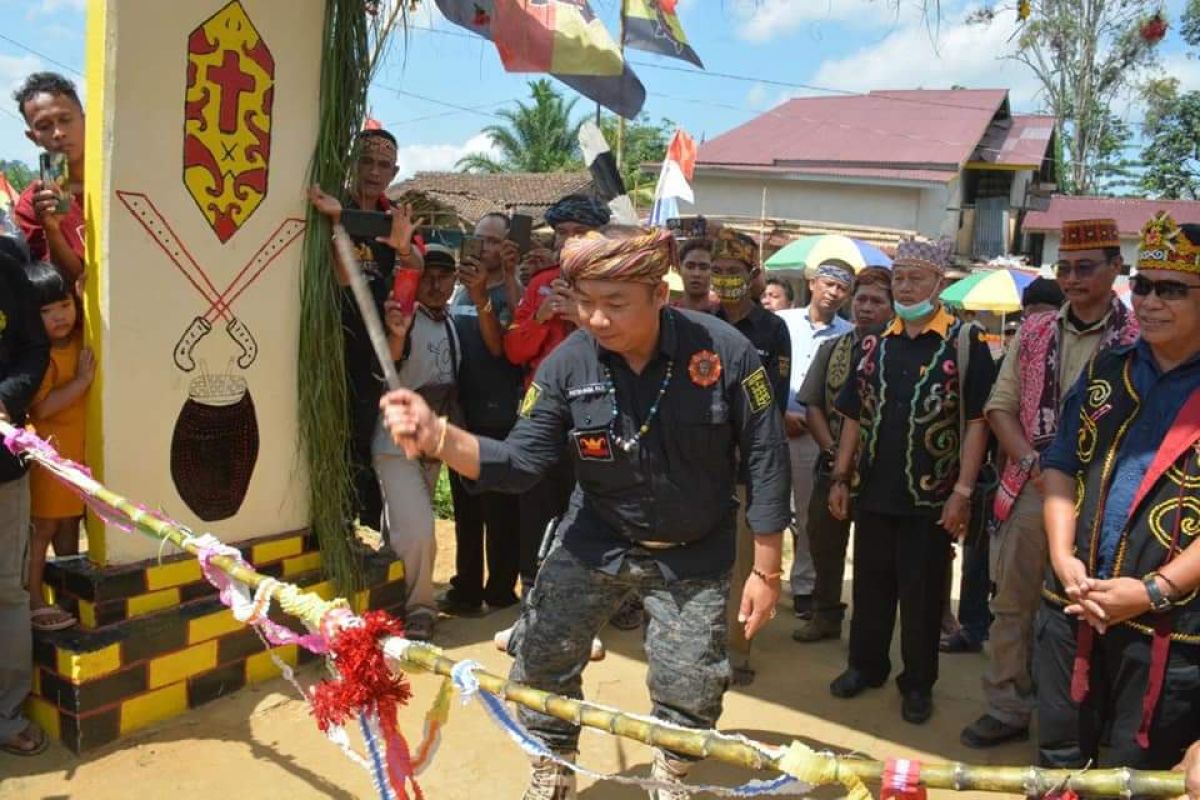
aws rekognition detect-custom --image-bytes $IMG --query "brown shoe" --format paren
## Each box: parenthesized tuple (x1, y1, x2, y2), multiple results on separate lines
(792, 618, 840, 643)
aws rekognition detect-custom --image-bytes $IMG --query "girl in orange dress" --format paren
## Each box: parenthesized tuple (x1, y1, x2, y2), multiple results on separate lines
(25, 262, 93, 632)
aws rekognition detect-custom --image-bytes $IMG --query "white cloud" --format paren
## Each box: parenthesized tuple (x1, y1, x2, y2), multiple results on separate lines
(808, 6, 1046, 110)
(27, 0, 85, 17)
(395, 131, 499, 179)
(731, 0, 900, 43)
(1161, 52, 1200, 93)
(745, 82, 771, 109)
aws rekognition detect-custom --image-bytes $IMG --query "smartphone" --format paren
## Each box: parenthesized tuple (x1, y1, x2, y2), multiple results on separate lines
(460, 235, 484, 262)
(508, 213, 533, 254)
(391, 267, 420, 315)
(341, 208, 392, 240)
(38, 152, 71, 215)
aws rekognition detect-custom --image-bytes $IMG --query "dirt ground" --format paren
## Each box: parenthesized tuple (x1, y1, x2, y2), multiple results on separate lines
(0, 521, 1031, 800)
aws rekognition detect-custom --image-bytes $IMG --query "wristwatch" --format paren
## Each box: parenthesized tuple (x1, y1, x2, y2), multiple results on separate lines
(1018, 452, 1039, 473)
(1144, 573, 1173, 613)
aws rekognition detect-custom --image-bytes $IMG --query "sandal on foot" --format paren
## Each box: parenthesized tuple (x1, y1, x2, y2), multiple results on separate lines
(1, 723, 48, 757)
(31, 606, 76, 632)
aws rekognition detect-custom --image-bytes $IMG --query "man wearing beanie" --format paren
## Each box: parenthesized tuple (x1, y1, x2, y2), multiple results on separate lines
(1022, 277, 1066, 316)
(961, 219, 1138, 748)
(827, 237, 996, 725)
(381, 226, 790, 800)
(1035, 213, 1200, 770)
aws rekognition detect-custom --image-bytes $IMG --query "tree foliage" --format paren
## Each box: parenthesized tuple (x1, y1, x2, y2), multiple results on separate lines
(1140, 80, 1200, 199)
(457, 79, 584, 173)
(0, 159, 34, 191)
(970, 0, 1162, 195)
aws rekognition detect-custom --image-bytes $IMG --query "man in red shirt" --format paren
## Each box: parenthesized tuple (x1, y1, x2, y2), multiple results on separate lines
(13, 73, 86, 281)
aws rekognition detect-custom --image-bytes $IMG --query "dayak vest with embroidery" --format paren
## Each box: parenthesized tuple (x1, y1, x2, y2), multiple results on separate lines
(854, 319, 966, 510)
(823, 332, 856, 445)
(1045, 349, 1200, 642)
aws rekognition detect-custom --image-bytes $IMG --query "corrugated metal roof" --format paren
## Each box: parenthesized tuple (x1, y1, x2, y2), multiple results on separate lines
(1023, 195, 1200, 235)
(697, 88, 1010, 171)
(696, 163, 957, 185)
(971, 114, 1055, 167)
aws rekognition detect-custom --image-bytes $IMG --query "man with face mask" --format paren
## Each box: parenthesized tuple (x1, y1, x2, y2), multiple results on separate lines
(711, 228, 791, 685)
(828, 238, 996, 725)
(776, 261, 853, 618)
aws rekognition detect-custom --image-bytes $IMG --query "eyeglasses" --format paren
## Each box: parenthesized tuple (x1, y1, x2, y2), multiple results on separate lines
(1130, 275, 1200, 301)
(1054, 260, 1104, 279)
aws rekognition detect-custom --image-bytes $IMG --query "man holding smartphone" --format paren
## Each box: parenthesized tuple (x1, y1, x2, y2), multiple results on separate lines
(440, 212, 525, 614)
(308, 128, 424, 532)
(503, 195, 610, 596)
(12, 72, 86, 281)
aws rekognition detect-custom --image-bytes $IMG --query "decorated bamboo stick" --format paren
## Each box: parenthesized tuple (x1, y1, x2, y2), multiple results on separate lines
(1, 420, 1186, 798)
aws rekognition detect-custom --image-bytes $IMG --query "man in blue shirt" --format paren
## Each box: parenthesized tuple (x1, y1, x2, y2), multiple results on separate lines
(1037, 214, 1200, 770)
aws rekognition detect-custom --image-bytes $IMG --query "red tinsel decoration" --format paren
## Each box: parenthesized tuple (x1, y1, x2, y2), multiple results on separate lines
(1044, 790, 1080, 800)
(312, 610, 411, 731)
(1140, 12, 1168, 44)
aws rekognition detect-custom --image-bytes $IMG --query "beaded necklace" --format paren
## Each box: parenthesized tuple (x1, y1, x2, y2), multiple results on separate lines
(604, 360, 675, 453)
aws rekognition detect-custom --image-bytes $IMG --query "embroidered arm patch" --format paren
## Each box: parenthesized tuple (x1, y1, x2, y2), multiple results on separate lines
(742, 366, 774, 414)
(519, 383, 542, 418)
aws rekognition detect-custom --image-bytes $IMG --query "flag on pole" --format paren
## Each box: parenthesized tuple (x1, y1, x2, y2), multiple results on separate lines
(434, 0, 646, 119)
(492, 0, 623, 76)
(622, 0, 703, 69)
(649, 128, 696, 227)
(0, 171, 19, 237)
(363, 116, 383, 130)
(578, 120, 637, 224)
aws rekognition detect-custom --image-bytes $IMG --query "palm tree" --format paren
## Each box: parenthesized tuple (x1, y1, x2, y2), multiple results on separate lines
(457, 80, 584, 173)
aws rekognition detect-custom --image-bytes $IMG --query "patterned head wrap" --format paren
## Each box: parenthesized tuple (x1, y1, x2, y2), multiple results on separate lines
(356, 129, 398, 161)
(893, 236, 954, 275)
(813, 260, 853, 286)
(711, 228, 758, 269)
(1060, 218, 1120, 252)
(1137, 212, 1200, 276)
(560, 227, 676, 285)
(544, 194, 612, 229)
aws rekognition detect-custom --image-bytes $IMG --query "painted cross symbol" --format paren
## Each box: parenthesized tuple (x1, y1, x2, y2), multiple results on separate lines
(116, 190, 305, 372)
(207, 50, 256, 135)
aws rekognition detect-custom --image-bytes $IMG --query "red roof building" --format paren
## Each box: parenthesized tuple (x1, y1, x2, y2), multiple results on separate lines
(1022, 194, 1200, 266)
(685, 88, 1056, 261)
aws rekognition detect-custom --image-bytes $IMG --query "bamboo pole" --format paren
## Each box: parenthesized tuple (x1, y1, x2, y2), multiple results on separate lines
(1, 421, 1186, 798)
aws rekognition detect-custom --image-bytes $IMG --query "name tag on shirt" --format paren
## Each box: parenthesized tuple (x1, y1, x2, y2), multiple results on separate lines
(566, 383, 609, 401)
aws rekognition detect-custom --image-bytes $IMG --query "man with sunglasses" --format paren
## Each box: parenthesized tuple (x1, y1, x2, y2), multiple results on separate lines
(961, 219, 1139, 749)
(1034, 213, 1200, 770)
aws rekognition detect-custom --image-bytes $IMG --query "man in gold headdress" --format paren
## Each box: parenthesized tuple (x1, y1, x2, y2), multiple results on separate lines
(1035, 213, 1200, 770)
(380, 225, 791, 800)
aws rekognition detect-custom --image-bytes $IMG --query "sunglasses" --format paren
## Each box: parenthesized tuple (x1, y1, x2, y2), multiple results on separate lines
(1054, 260, 1105, 278)
(1130, 275, 1200, 301)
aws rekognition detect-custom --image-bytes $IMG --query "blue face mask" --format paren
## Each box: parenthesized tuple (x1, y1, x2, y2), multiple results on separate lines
(893, 298, 935, 321)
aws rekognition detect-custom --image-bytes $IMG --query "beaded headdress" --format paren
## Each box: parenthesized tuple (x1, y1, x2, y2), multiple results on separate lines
(1137, 212, 1200, 276)
(1060, 218, 1120, 252)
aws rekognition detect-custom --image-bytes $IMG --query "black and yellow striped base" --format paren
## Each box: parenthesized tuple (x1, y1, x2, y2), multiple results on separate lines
(28, 532, 406, 753)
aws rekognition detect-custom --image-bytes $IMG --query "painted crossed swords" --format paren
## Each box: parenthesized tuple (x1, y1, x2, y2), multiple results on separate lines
(116, 190, 305, 372)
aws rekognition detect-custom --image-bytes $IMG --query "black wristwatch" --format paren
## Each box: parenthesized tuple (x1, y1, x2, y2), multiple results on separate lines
(1144, 574, 1173, 613)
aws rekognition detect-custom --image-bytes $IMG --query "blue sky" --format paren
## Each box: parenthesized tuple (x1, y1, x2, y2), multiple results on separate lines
(2, 0, 1198, 177)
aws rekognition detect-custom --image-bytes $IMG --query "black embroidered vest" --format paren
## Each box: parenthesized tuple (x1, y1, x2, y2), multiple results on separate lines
(1044, 349, 1200, 642)
(854, 319, 966, 510)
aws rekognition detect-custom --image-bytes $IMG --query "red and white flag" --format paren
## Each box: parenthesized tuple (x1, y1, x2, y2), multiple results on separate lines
(649, 128, 696, 226)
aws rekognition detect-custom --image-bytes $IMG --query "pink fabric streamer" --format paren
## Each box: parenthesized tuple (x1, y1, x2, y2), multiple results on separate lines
(4, 424, 329, 655)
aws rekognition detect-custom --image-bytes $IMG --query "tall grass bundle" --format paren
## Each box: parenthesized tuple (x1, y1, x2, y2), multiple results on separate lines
(298, 1, 405, 595)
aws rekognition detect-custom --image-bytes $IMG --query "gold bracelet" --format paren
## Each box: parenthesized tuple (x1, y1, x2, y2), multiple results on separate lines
(480, 298, 494, 315)
(432, 415, 449, 459)
(752, 567, 783, 582)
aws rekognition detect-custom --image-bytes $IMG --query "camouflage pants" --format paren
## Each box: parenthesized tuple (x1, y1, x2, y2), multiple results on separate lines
(509, 545, 731, 754)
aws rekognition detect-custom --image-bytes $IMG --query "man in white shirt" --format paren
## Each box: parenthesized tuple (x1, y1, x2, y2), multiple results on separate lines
(775, 262, 852, 616)
(377, 244, 462, 641)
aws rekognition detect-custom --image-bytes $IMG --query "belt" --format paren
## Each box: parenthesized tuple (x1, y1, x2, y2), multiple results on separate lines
(635, 540, 685, 550)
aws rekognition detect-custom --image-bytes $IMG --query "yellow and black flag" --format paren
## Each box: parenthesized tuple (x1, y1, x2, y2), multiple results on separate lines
(622, 0, 703, 69)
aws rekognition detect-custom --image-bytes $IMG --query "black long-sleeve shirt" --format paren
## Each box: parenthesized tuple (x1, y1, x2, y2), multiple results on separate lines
(0, 258, 50, 482)
(718, 304, 791, 416)
(468, 307, 791, 580)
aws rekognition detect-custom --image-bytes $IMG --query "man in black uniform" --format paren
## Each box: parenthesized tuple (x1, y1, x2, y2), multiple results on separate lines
(308, 128, 424, 530)
(380, 226, 791, 800)
(710, 228, 791, 686)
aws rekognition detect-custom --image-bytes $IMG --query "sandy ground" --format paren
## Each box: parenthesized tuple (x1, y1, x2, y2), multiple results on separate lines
(0, 521, 1031, 800)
